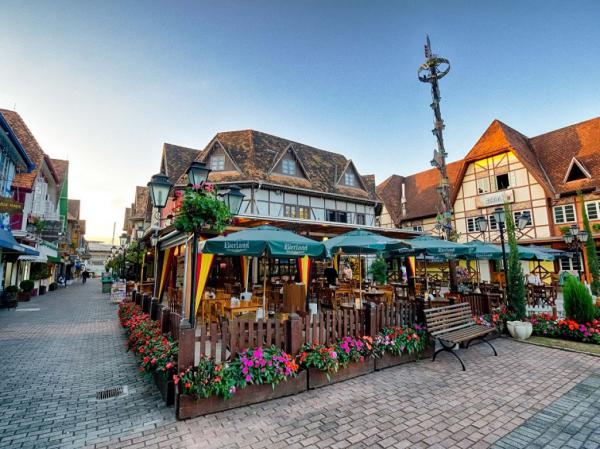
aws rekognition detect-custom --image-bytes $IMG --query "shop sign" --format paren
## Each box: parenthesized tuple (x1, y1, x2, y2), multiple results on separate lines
(0, 198, 23, 214)
(476, 189, 514, 208)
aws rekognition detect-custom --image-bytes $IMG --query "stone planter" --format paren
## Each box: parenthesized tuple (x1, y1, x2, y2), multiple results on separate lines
(507, 321, 533, 340)
(308, 358, 374, 390)
(176, 371, 307, 420)
(152, 371, 175, 406)
(374, 346, 434, 371)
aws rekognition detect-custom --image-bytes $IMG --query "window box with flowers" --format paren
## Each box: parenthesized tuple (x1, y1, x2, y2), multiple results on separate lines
(118, 302, 178, 405)
(373, 325, 433, 371)
(298, 336, 375, 390)
(175, 346, 305, 420)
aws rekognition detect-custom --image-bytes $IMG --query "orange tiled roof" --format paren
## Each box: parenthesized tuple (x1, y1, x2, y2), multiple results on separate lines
(50, 158, 68, 186)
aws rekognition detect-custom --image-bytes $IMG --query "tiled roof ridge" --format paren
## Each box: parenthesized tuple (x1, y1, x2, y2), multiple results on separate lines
(0, 109, 44, 161)
(530, 115, 600, 140)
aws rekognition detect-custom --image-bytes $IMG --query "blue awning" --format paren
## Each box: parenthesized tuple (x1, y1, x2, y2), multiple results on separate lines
(19, 245, 39, 256)
(0, 228, 27, 253)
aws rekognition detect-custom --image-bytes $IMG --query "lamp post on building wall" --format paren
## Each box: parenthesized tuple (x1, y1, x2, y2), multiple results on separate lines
(147, 173, 174, 299)
(563, 224, 589, 281)
(119, 233, 128, 280)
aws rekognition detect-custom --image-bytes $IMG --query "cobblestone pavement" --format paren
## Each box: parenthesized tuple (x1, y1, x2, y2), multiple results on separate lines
(492, 371, 600, 449)
(2, 282, 599, 449)
(0, 279, 174, 449)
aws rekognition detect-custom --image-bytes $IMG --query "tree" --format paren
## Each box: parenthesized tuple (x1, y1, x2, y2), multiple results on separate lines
(579, 192, 600, 295)
(563, 275, 595, 323)
(504, 203, 526, 320)
(369, 256, 388, 284)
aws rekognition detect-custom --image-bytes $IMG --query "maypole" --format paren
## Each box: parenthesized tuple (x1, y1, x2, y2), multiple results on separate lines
(418, 36, 457, 291)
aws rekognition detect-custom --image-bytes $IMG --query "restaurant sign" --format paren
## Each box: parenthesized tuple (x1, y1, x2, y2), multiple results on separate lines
(476, 189, 514, 209)
(0, 198, 23, 214)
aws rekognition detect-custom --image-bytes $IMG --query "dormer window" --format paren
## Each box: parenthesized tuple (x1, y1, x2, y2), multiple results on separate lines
(344, 171, 356, 186)
(210, 155, 225, 171)
(282, 158, 296, 176)
(564, 157, 591, 183)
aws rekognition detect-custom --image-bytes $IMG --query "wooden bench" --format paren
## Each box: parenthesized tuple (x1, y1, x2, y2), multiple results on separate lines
(424, 303, 497, 371)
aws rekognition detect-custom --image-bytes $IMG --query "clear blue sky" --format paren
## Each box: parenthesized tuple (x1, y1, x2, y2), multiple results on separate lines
(1, 0, 599, 241)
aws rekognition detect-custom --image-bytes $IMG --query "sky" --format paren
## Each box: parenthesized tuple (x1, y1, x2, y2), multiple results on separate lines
(1, 0, 599, 243)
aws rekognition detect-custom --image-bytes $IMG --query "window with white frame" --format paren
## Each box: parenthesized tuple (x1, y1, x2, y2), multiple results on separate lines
(513, 210, 532, 227)
(553, 204, 576, 224)
(466, 217, 477, 233)
(283, 204, 297, 218)
(281, 158, 296, 176)
(488, 214, 499, 231)
(210, 155, 225, 171)
(356, 213, 366, 225)
(411, 225, 423, 232)
(585, 200, 600, 220)
(476, 177, 490, 194)
(298, 206, 311, 220)
(344, 171, 356, 186)
(559, 254, 582, 272)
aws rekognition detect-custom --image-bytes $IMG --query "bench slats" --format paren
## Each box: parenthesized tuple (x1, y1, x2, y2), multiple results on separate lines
(425, 303, 493, 344)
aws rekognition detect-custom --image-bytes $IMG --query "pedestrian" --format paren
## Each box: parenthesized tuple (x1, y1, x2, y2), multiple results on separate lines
(82, 270, 89, 284)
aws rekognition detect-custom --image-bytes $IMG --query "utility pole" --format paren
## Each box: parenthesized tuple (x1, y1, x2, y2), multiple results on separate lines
(418, 35, 457, 291)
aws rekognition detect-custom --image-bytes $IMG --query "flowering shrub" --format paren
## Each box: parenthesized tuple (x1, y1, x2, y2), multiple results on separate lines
(529, 313, 600, 344)
(374, 325, 429, 356)
(174, 358, 239, 400)
(297, 344, 340, 374)
(232, 346, 299, 386)
(118, 302, 178, 377)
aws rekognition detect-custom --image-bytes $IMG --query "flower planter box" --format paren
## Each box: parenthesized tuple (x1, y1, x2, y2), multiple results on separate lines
(39, 286, 47, 295)
(308, 358, 374, 390)
(176, 370, 307, 420)
(17, 292, 31, 302)
(152, 371, 175, 406)
(374, 346, 434, 371)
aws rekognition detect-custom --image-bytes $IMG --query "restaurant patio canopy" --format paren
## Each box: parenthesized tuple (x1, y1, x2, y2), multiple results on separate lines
(201, 225, 327, 316)
(323, 229, 409, 256)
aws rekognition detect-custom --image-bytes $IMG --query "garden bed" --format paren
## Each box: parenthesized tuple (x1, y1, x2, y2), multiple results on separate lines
(374, 346, 433, 371)
(176, 371, 307, 419)
(308, 358, 374, 389)
(152, 371, 175, 406)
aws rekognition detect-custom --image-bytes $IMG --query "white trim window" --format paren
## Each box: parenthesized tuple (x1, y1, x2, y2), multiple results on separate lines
(344, 171, 356, 186)
(476, 177, 490, 194)
(553, 204, 576, 224)
(210, 155, 225, 171)
(488, 214, 499, 231)
(282, 158, 296, 176)
(466, 217, 477, 233)
(514, 210, 532, 227)
(559, 254, 582, 272)
(585, 200, 600, 221)
(411, 225, 423, 232)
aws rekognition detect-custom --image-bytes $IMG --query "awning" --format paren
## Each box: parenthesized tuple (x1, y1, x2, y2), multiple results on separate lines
(20, 245, 39, 256)
(18, 244, 44, 261)
(0, 228, 27, 253)
(47, 255, 62, 263)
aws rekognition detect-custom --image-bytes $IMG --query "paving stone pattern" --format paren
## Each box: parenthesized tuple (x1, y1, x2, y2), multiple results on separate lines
(0, 280, 174, 449)
(1, 281, 599, 449)
(493, 372, 600, 449)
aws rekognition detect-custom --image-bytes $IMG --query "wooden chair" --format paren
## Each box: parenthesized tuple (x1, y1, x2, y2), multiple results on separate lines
(424, 303, 497, 371)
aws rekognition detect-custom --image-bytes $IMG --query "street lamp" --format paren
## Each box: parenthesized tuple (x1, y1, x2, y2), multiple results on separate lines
(476, 216, 488, 234)
(492, 208, 509, 296)
(148, 173, 174, 299)
(563, 224, 589, 280)
(220, 185, 245, 215)
(136, 227, 145, 282)
(120, 233, 128, 280)
(186, 161, 211, 186)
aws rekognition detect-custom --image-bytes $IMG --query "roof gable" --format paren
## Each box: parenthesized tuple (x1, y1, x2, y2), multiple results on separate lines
(162, 143, 201, 185)
(336, 160, 367, 191)
(269, 145, 309, 180)
(202, 139, 242, 173)
(50, 159, 69, 187)
(564, 157, 591, 183)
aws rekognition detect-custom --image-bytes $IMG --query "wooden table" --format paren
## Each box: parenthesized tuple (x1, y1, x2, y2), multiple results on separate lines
(223, 302, 261, 320)
(339, 302, 365, 311)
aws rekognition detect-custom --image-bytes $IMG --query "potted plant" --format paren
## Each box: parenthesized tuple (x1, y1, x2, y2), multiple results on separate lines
(2, 285, 19, 302)
(49, 282, 57, 292)
(18, 280, 35, 301)
(369, 256, 388, 285)
(506, 320, 533, 340)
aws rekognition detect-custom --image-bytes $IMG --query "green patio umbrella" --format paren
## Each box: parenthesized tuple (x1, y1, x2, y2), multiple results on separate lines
(324, 229, 410, 301)
(202, 225, 327, 315)
(462, 240, 504, 260)
(203, 225, 327, 258)
(400, 235, 474, 258)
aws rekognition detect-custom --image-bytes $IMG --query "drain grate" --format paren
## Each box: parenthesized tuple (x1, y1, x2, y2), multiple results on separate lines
(96, 386, 127, 400)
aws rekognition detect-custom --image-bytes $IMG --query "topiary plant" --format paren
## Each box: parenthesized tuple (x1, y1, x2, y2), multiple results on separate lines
(369, 256, 388, 285)
(563, 276, 595, 323)
(504, 203, 526, 320)
(19, 280, 35, 292)
(4, 285, 19, 293)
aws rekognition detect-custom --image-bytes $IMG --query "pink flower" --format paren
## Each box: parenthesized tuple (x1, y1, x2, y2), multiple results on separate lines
(245, 375, 252, 382)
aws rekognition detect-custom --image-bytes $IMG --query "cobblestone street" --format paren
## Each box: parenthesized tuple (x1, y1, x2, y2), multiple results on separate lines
(1, 280, 599, 449)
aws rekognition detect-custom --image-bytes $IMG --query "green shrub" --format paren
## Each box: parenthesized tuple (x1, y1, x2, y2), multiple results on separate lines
(19, 280, 35, 292)
(4, 285, 19, 293)
(563, 276, 595, 323)
(369, 256, 388, 284)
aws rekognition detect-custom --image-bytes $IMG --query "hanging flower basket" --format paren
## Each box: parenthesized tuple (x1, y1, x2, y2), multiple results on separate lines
(173, 184, 231, 234)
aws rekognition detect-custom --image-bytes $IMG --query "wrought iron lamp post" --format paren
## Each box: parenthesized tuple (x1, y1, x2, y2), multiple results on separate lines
(563, 224, 589, 281)
(147, 173, 174, 299)
(119, 233, 128, 280)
